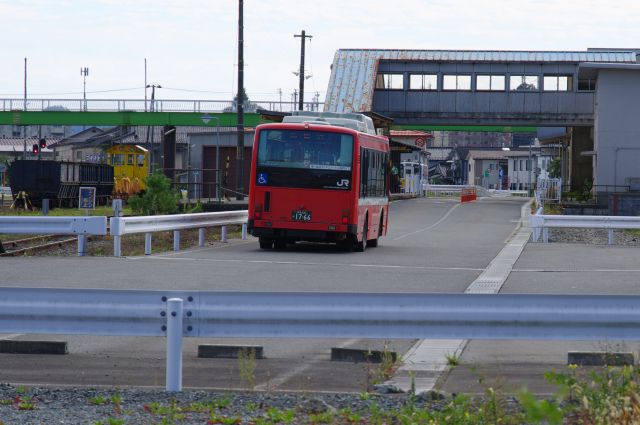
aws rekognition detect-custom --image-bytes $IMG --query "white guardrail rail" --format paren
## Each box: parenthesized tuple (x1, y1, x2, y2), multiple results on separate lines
(530, 213, 640, 244)
(110, 210, 248, 257)
(0, 216, 107, 256)
(1, 288, 640, 391)
(423, 185, 528, 198)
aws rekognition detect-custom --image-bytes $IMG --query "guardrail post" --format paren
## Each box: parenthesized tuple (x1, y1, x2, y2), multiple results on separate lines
(242, 223, 247, 240)
(42, 199, 49, 216)
(543, 227, 549, 243)
(173, 231, 180, 251)
(114, 236, 122, 257)
(198, 228, 205, 247)
(145, 233, 152, 255)
(166, 298, 183, 392)
(112, 199, 123, 217)
(77, 235, 87, 256)
(608, 229, 614, 245)
(221, 226, 227, 243)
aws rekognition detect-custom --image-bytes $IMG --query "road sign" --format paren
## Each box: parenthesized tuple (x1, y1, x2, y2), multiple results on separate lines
(79, 187, 96, 210)
(484, 170, 490, 178)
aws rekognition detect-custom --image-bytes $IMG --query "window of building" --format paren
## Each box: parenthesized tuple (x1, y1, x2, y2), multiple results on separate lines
(578, 78, 596, 91)
(476, 75, 505, 91)
(75, 150, 83, 161)
(443, 75, 471, 90)
(544, 75, 573, 91)
(111, 154, 124, 166)
(489, 163, 495, 170)
(409, 74, 438, 90)
(127, 154, 134, 165)
(514, 159, 518, 171)
(509, 75, 539, 91)
(375, 73, 404, 90)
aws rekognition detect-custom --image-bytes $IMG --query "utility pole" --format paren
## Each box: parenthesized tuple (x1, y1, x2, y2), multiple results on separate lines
(236, 0, 245, 200)
(294, 30, 312, 111)
(23, 58, 27, 159)
(146, 84, 161, 173)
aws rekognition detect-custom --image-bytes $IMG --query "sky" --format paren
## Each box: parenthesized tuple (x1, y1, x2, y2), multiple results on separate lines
(1, 0, 639, 104)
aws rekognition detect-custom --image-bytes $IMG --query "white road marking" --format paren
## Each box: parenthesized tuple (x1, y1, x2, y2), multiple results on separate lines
(254, 339, 361, 391)
(137, 256, 483, 272)
(392, 203, 461, 241)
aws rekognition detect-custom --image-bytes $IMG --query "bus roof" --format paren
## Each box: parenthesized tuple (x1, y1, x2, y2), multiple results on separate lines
(282, 111, 377, 135)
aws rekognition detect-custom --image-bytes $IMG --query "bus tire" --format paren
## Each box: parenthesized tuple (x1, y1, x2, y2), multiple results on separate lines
(259, 237, 273, 249)
(273, 239, 287, 250)
(354, 217, 368, 252)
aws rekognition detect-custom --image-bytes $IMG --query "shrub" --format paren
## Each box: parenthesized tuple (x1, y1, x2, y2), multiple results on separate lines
(128, 172, 179, 216)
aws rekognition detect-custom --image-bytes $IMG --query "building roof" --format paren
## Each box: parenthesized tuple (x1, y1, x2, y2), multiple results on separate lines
(324, 49, 639, 113)
(425, 147, 453, 161)
(0, 138, 55, 153)
(389, 130, 433, 137)
(466, 149, 511, 161)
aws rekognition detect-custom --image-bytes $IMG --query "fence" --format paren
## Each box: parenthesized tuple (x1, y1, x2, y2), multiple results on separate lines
(536, 178, 562, 205)
(110, 210, 248, 257)
(0, 98, 322, 114)
(2, 287, 640, 391)
(530, 213, 640, 244)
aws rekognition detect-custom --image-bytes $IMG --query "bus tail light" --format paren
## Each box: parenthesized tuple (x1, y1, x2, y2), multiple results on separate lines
(254, 203, 263, 219)
(341, 209, 350, 224)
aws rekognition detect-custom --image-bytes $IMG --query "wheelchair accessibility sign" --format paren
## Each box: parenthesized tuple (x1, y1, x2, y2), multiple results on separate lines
(257, 173, 268, 185)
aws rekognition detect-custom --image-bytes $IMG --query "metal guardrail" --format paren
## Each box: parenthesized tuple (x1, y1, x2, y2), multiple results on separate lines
(0, 98, 322, 113)
(530, 213, 640, 244)
(423, 185, 528, 199)
(110, 210, 248, 257)
(2, 287, 640, 391)
(0, 216, 107, 256)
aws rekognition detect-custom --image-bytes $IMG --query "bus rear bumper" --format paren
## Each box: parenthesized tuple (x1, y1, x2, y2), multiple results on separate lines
(248, 219, 357, 242)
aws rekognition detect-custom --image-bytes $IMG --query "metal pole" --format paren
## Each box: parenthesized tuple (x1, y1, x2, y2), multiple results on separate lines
(242, 223, 247, 240)
(77, 235, 86, 257)
(236, 0, 245, 201)
(173, 230, 180, 251)
(209, 116, 221, 202)
(165, 298, 183, 392)
(528, 142, 532, 196)
(145, 233, 152, 255)
(221, 226, 227, 243)
(113, 236, 121, 257)
(294, 30, 312, 111)
(198, 228, 205, 247)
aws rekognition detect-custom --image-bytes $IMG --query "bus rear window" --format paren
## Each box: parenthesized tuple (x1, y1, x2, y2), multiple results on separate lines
(257, 130, 353, 171)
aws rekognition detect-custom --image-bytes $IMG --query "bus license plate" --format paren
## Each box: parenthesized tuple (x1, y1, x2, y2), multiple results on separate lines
(291, 210, 312, 222)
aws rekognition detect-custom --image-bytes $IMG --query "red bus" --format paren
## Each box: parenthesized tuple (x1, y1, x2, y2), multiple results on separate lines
(247, 112, 390, 251)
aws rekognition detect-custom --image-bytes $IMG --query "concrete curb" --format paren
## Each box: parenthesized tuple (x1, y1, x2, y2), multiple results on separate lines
(197, 344, 264, 359)
(568, 351, 635, 366)
(0, 340, 68, 355)
(331, 347, 397, 363)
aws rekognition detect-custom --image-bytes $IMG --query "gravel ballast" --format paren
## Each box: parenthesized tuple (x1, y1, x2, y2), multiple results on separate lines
(0, 384, 467, 424)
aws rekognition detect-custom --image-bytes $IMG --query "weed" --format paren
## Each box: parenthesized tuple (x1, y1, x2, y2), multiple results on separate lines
(445, 351, 460, 367)
(0, 399, 12, 405)
(89, 395, 107, 406)
(309, 410, 335, 424)
(238, 347, 257, 391)
(15, 386, 28, 395)
(266, 407, 295, 424)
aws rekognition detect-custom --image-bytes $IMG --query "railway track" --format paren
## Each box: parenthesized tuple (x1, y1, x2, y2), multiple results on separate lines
(0, 235, 78, 257)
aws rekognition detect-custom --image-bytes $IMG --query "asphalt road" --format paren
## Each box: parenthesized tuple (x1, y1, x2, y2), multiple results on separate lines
(0, 197, 528, 391)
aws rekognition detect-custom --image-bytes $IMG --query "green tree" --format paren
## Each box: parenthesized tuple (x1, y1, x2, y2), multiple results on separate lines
(128, 172, 179, 215)
(548, 158, 562, 179)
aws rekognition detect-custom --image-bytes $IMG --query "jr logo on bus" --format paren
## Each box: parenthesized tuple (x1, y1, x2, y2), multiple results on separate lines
(336, 179, 350, 188)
